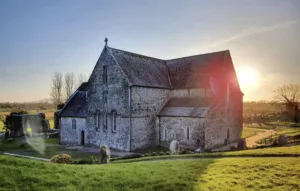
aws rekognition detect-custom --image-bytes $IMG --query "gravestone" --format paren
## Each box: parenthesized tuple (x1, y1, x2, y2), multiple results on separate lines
(278, 135, 288, 146)
(237, 138, 246, 150)
(100, 145, 111, 163)
(169, 140, 180, 155)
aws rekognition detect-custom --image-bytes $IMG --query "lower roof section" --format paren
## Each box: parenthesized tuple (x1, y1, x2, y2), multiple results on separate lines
(158, 106, 209, 118)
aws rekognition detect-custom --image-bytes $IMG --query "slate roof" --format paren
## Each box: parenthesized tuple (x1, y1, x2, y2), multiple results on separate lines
(107, 47, 241, 93)
(59, 91, 87, 118)
(166, 51, 228, 89)
(164, 97, 212, 107)
(108, 47, 171, 88)
(158, 107, 209, 117)
(158, 97, 211, 117)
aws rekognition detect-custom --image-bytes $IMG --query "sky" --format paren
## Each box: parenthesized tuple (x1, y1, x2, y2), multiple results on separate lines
(0, 0, 299, 102)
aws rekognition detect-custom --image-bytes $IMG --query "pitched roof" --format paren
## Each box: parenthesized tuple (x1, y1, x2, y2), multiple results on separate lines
(166, 50, 229, 89)
(59, 91, 87, 118)
(106, 47, 241, 93)
(158, 107, 209, 117)
(164, 97, 212, 107)
(157, 97, 211, 117)
(108, 47, 171, 88)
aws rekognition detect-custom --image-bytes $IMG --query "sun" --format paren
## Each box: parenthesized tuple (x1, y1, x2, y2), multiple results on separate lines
(236, 66, 258, 88)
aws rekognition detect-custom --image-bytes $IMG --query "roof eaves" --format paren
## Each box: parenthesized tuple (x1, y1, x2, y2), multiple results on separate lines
(157, 114, 205, 118)
(59, 90, 79, 117)
(131, 84, 171, 89)
(166, 50, 228, 62)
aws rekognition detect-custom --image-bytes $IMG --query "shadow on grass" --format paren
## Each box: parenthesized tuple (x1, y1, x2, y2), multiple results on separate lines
(0, 154, 216, 191)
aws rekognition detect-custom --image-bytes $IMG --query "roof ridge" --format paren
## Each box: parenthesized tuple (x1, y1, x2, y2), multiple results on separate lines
(107, 46, 166, 63)
(166, 50, 229, 62)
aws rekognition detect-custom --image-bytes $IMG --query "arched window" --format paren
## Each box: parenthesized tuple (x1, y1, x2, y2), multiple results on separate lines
(227, 128, 230, 140)
(103, 91, 108, 104)
(164, 129, 167, 140)
(111, 111, 117, 133)
(72, 119, 76, 129)
(187, 127, 190, 140)
(103, 112, 108, 132)
(96, 111, 101, 131)
(103, 66, 108, 84)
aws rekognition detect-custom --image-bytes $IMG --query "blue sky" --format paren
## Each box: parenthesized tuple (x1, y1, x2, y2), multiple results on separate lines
(0, 0, 299, 102)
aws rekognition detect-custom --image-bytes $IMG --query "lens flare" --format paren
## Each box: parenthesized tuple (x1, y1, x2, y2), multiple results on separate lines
(23, 118, 46, 154)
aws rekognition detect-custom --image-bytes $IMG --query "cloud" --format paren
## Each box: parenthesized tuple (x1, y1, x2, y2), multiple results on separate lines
(207, 20, 299, 49)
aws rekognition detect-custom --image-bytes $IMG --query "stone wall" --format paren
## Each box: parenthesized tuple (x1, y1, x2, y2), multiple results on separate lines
(227, 92, 243, 142)
(131, 86, 169, 150)
(86, 47, 131, 151)
(170, 89, 189, 97)
(170, 88, 212, 98)
(158, 116, 205, 149)
(60, 117, 86, 145)
(204, 91, 243, 149)
(204, 102, 228, 149)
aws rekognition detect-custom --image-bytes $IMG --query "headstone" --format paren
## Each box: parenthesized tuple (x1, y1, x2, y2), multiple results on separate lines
(237, 138, 246, 150)
(278, 135, 288, 146)
(195, 148, 201, 153)
(100, 145, 111, 163)
(169, 140, 180, 155)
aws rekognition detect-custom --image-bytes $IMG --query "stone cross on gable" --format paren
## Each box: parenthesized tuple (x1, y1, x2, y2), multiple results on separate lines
(105, 37, 108, 46)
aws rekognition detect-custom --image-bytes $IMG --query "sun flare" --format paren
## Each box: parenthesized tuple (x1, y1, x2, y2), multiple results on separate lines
(236, 66, 259, 88)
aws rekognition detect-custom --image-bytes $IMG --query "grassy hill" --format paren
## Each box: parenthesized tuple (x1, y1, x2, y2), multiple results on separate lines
(0, 155, 299, 191)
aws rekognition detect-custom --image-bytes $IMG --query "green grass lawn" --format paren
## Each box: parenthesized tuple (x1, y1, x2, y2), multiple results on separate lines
(0, 137, 101, 160)
(114, 145, 300, 163)
(242, 127, 265, 138)
(2, 136, 300, 161)
(0, 155, 299, 191)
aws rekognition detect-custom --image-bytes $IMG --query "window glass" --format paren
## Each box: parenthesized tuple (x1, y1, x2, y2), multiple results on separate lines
(72, 119, 76, 129)
(103, 66, 107, 84)
(112, 111, 117, 132)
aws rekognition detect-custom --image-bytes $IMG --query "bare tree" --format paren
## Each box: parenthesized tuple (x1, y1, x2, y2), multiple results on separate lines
(274, 84, 300, 105)
(51, 72, 63, 106)
(64, 72, 76, 100)
(273, 84, 300, 121)
(76, 74, 87, 88)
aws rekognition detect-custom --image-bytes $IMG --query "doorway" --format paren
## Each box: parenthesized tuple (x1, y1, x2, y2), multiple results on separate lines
(81, 131, 85, 145)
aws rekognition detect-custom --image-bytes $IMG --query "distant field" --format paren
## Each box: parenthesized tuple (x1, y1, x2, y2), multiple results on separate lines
(243, 101, 283, 115)
(0, 109, 55, 130)
(0, 156, 299, 191)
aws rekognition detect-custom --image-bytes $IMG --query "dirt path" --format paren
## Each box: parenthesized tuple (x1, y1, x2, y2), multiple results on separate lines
(246, 129, 277, 148)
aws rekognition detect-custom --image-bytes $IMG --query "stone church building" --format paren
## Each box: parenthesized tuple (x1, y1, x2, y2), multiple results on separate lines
(59, 40, 243, 151)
